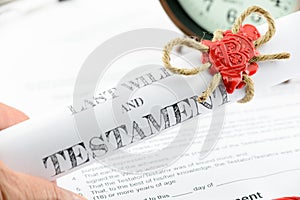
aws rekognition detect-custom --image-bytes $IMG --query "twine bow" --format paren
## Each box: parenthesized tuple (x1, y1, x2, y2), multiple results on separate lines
(162, 6, 290, 103)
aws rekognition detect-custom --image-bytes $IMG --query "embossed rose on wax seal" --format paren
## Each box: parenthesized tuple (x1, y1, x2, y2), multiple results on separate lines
(202, 24, 260, 94)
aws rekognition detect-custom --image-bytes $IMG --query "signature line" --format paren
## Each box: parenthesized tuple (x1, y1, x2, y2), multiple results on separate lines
(172, 192, 193, 198)
(216, 167, 300, 187)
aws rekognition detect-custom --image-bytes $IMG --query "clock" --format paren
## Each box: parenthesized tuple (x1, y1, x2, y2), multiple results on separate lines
(160, 0, 299, 40)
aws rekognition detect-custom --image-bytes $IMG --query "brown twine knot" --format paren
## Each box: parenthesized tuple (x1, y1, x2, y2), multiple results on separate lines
(162, 6, 290, 103)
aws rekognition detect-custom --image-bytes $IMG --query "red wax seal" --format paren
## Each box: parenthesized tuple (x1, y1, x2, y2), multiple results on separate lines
(202, 24, 260, 94)
(274, 197, 300, 200)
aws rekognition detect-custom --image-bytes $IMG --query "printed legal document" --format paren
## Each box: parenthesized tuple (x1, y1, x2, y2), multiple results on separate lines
(0, 1, 299, 199)
(57, 80, 300, 200)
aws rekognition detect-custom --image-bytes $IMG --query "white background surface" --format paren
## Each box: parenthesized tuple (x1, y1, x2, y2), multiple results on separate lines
(0, 0, 179, 116)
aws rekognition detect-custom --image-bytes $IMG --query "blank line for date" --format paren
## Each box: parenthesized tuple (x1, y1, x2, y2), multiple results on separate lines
(172, 191, 193, 198)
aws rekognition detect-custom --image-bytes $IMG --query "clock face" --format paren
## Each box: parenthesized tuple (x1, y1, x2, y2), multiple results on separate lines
(161, 0, 299, 39)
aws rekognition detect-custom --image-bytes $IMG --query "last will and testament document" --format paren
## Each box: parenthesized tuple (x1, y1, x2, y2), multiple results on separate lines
(57, 80, 300, 200)
(0, 1, 299, 199)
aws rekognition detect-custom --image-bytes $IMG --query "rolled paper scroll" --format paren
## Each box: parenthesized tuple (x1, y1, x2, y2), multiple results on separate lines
(0, 11, 299, 181)
(162, 6, 291, 103)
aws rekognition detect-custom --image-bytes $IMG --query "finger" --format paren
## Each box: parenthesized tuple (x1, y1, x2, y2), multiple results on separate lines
(0, 161, 87, 200)
(0, 103, 29, 130)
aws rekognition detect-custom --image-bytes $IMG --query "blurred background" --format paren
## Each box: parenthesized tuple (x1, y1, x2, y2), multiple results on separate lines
(0, 0, 179, 117)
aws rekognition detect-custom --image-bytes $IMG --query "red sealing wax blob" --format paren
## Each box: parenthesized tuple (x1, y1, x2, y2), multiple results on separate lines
(274, 197, 300, 200)
(202, 24, 260, 94)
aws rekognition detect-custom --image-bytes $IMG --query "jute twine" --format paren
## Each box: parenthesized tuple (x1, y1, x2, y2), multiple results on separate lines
(162, 6, 290, 103)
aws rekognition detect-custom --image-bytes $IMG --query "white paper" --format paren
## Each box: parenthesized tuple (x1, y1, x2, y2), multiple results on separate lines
(0, 53, 232, 180)
(57, 80, 300, 200)
(0, 11, 300, 182)
(0, 0, 179, 117)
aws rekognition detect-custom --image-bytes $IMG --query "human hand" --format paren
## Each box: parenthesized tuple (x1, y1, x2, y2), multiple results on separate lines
(0, 103, 87, 200)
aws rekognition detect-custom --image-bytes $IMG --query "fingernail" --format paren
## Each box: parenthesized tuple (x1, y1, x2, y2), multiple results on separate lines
(61, 189, 87, 200)
(73, 195, 87, 200)
(72, 194, 87, 200)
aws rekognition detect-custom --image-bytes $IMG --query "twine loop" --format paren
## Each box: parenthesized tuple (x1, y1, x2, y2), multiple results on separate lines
(162, 6, 290, 103)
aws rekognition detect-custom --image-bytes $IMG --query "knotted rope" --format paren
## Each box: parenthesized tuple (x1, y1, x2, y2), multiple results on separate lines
(162, 6, 290, 103)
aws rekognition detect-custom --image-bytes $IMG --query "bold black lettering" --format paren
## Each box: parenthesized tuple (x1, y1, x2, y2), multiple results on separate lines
(66, 142, 89, 168)
(189, 96, 201, 116)
(142, 106, 170, 135)
(200, 95, 213, 109)
(122, 104, 131, 113)
(217, 85, 229, 105)
(105, 125, 128, 149)
(131, 121, 146, 142)
(89, 135, 108, 158)
(134, 98, 144, 107)
(42, 150, 66, 176)
(176, 98, 193, 123)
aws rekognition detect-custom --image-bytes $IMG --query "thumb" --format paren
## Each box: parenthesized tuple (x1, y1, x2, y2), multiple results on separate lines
(0, 161, 87, 200)
(0, 103, 29, 130)
(0, 104, 87, 200)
